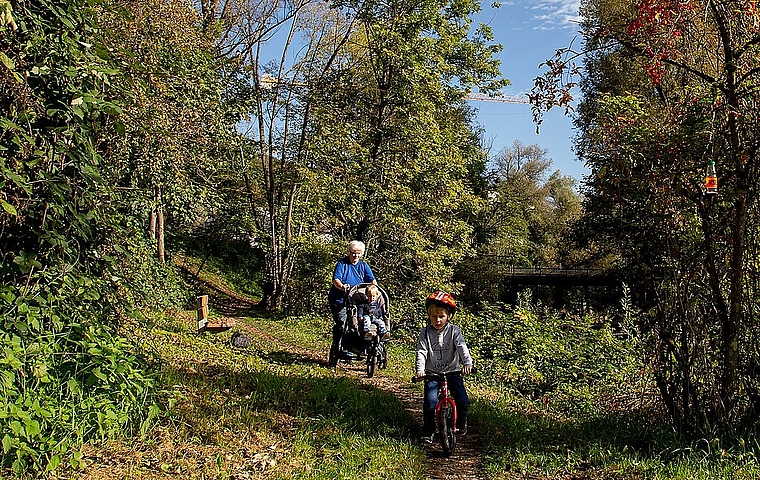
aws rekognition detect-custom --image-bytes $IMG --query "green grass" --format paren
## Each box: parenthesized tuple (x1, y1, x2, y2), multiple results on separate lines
(47, 310, 426, 479)
(152, 311, 760, 479)
(42, 255, 760, 479)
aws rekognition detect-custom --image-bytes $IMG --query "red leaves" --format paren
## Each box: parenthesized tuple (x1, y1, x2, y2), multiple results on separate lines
(625, 0, 696, 84)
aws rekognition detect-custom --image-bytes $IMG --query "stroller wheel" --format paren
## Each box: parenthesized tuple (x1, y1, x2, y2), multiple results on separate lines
(379, 343, 388, 369)
(366, 344, 377, 378)
(366, 355, 376, 378)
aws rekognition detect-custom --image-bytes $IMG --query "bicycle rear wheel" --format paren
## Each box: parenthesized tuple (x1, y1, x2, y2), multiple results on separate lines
(439, 404, 456, 456)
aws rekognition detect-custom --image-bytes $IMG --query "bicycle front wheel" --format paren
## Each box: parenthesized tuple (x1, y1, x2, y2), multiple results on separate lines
(439, 404, 456, 456)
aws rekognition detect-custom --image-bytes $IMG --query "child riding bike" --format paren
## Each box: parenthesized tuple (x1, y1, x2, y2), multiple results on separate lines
(415, 290, 473, 443)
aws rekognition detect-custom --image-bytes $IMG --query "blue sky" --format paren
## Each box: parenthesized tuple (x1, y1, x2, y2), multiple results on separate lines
(259, 0, 586, 180)
(469, 0, 587, 182)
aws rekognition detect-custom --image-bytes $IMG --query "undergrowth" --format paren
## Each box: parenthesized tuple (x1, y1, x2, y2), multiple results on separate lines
(6, 249, 760, 479)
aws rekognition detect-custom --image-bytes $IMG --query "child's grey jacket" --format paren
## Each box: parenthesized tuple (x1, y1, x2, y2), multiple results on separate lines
(415, 323, 473, 375)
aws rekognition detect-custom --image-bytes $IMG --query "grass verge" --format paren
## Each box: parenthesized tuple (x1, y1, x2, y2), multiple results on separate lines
(39, 256, 760, 479)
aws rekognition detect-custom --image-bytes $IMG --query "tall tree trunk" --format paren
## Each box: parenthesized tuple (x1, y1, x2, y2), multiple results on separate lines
(154, 185, 165, 264)
(149, 209, 156, 239)
(157, 205, 165, 264)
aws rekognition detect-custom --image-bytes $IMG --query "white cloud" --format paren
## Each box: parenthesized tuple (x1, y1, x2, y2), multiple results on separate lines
(527, 0, 581, 30)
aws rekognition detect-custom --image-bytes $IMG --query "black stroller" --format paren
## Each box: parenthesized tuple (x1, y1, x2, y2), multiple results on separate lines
(328, 283, 390, 377)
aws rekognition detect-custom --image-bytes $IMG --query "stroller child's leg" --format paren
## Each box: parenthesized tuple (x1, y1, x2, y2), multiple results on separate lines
(374, 317, 390, 340)
(362, 315, 373, 339)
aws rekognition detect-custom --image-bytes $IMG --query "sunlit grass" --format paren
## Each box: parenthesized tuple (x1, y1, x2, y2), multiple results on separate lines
(50, 266, 760, 479)
(65, 311, 426, 479)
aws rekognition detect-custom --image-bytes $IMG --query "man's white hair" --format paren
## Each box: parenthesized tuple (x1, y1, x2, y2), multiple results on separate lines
(347, 240, 366, 254)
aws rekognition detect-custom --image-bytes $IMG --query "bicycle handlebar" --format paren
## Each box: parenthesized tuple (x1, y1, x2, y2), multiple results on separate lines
(411, 371, 463, 383)
(410, 367, 478, 383)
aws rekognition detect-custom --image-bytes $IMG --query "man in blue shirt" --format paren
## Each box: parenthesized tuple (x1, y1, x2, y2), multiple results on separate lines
(328, 240, 376, 360)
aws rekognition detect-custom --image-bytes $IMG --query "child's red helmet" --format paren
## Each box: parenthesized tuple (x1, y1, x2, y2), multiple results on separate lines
(426, 290, 457, 315)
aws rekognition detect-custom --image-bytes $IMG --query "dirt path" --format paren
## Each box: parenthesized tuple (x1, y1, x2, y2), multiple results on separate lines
(233, 319, 487, 480)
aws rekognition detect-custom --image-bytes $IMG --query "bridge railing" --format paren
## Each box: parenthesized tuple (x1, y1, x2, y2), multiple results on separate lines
(503, 266, 610, 277)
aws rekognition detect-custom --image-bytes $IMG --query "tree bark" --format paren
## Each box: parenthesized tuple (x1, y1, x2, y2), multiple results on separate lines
(154, 185, 165, 264)
(149, 209, 156, 239)
(157, 205, 165, 264)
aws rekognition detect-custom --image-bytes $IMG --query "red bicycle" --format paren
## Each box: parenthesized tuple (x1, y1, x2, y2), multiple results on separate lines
(412, 371, 462, 456)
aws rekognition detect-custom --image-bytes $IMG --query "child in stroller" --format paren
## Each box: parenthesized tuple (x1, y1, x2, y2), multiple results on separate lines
(359, 284, 390, 341)
(328, 283, 390, 377)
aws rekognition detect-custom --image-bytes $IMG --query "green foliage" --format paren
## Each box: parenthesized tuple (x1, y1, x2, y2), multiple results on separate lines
(0, 254, 164, 474)
(0, 0, 193, 474)
(117, 235, 197, 313)
(0, 319, 159, 474)
(460, 300, 644, 417)
(484, 142, 582, 266)
(282, 239, 336, 315)
(99, 0, 232, 258)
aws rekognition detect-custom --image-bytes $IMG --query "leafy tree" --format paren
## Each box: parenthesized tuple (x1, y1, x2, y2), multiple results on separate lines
(1, 0, 164, 473)
(204, 0, 508, 314)
(198, 0, 359, 310)
(460, 141, 582, 305)
(531, 0, 760, 431)
(100, 0, 230, 264)
(302, 0, 508, 317)
(488, 141, 556, 265)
